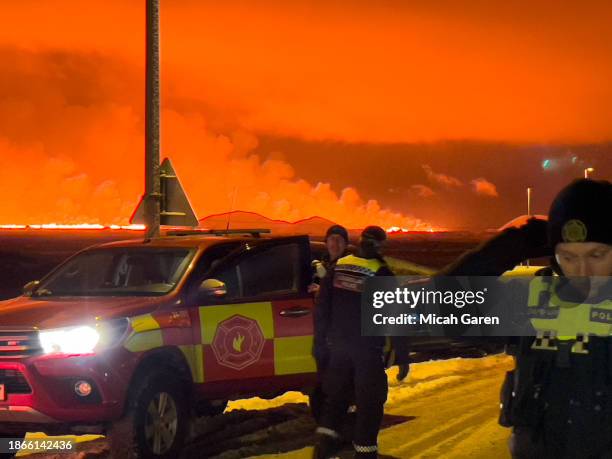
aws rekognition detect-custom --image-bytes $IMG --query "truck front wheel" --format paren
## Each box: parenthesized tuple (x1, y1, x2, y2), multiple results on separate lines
(108, 372, 190, 459)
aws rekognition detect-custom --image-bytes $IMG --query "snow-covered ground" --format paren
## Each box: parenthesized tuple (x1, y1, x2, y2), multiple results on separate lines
(249, 354, 514, 459)
(17, 355, 514, 458)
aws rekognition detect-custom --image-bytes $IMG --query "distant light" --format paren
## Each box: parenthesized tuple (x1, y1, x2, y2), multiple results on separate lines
(542, 159, 552, 170)
(571, 156, 578, 164)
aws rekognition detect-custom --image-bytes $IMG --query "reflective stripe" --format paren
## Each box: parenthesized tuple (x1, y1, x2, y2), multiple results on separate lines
(528, 277, 612, 353)
(179, 344, 204, 383)
(354, 443, 378, 453)
(336, 254, 383, 274)
(316, 427, 340, 438)
(130, 313, 161, 333)
(124, 329, 163, 352)
(334, 255, 384, 293)
(273, 336, 317, 375)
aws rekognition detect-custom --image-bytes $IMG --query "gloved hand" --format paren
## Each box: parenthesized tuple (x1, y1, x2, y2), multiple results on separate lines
(397, 363, 410, 381)
(311, 260, 327, 279)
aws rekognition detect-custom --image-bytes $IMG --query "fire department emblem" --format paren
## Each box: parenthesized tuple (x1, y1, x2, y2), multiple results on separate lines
(211, 315, 265, 370)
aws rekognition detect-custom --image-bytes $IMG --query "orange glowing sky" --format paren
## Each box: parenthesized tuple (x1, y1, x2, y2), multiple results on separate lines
(0, 1, 611, 229)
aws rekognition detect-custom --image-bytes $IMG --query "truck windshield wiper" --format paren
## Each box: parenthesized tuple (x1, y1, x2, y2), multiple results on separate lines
(32, 288, 53, 297)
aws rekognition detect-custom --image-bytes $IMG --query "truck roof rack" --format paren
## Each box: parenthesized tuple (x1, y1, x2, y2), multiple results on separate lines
(165, 228, 271, 238)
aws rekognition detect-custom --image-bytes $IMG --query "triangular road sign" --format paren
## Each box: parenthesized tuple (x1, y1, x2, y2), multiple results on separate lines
(131, 157, 198, 227)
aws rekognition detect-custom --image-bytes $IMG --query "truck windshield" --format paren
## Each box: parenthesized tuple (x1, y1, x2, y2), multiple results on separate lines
(35, 248, 195, 296)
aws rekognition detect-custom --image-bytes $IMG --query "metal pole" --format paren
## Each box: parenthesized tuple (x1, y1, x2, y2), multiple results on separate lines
(527, 187, 532, 216)
(526, 187, 532, 267)
(144, 0, 161, 239)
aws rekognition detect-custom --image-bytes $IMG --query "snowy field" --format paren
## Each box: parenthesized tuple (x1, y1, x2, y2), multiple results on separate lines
(16, 354, 514, 458)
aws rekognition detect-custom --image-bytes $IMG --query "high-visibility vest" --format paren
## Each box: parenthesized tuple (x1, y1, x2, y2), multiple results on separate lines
(528, 277, 612, 354)
(333, 254, 385, 293)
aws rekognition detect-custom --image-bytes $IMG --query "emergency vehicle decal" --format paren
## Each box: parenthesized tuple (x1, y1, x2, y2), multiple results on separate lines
(124, 329, 164, 353)
(179, 343, 204, 383)
(124, 300, 317, 384)
(199, 303, 274, 381)
(124, 312, 197, 368)
(211, 315, 265, 370)
(273, 335, 316, 375)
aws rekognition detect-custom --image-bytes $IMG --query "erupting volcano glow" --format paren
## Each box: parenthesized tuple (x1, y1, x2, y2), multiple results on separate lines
(1, 2, 611, 230)
(0, 224, 145, 231)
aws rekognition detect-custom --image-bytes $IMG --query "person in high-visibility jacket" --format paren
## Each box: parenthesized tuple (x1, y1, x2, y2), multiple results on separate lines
(313, 226, 410, 459)
(443, 179, 612, 458)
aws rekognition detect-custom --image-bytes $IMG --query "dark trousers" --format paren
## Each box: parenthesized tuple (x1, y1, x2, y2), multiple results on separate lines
(510, 427, 612, 459)
(319, 345, 388, 449)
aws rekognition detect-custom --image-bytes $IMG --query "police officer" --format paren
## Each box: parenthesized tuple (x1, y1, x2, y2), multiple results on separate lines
(444, 179, 612, 458)
(314, 226, 409, 459)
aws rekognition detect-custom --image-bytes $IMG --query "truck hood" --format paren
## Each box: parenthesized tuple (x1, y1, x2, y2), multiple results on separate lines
(0, 295, 172, 329)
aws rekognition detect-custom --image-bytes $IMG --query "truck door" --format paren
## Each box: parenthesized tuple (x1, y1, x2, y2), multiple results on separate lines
(195, 236, 316, 385)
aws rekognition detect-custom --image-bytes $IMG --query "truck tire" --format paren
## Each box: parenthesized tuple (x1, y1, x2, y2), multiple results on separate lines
(107, 372, 190, 459)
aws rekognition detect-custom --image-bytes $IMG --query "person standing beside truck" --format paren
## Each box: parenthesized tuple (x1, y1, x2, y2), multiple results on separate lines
(309, 225, 350, 296)
(313, 226, 410, 459)
(310, 225, 350, 421)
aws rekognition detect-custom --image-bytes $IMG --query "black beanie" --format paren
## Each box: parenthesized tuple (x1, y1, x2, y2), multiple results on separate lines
(548, 179, 612, 247)
(325, 224, 349, 243)
(361, 225, 387, 242)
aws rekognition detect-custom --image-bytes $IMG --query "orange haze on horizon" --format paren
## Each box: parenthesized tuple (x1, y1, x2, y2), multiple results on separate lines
(0, 1, 611, 228)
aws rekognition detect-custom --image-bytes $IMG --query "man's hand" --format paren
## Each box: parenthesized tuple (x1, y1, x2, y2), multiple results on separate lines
(308, 283, 320, 294)
(397, 363, 410, 381)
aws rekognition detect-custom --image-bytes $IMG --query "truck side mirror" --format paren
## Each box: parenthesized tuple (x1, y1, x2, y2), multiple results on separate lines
(198, 279, 227, 299)
(22, 280, 40, 296)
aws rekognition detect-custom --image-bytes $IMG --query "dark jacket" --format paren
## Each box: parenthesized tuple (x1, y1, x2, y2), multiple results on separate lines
(314, 252, 410, 367)
(443, 220, 612, 457)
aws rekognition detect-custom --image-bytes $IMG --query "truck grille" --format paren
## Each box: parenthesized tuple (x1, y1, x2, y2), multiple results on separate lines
(0, 369, 32, 393)
(0, 330, 41, 359)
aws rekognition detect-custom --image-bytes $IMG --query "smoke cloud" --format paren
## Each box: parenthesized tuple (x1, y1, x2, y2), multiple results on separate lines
(0, 48, 429, 229)
(411, 184, 436, 198)
(471, 178, 499, 197)
(422, 165, 463, 189)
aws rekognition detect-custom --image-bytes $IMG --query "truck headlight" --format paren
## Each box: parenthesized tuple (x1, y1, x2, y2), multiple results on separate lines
(39, 326, 100, 355)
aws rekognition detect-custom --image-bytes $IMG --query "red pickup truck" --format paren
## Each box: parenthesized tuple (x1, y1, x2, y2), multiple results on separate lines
(0, 232, 322, 458)
(0, 230, 506, 458)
